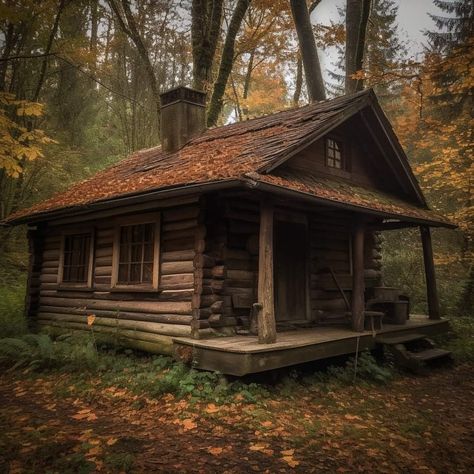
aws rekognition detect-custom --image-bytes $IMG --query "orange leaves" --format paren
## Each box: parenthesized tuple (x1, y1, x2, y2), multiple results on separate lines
(281, 449, 300, 468)
(207, 446, 223, 456)
(205, 403, 220, 414)
(87, 314, 96, 326)
(71, 408, 98, 421)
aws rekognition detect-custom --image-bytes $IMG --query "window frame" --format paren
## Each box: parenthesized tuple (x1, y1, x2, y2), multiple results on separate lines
(111, 213, 161, 291)
(57, 227, 95, 288)
(325, 136, 345, 170)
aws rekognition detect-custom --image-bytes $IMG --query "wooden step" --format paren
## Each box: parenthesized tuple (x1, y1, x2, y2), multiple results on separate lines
(410, 348, 452, 362)
(376, 333, 427, 345)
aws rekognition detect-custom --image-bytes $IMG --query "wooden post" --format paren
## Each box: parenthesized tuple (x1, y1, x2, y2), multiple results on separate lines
(420, 226, 440, 320)
(351, 222, 365, 332)
(257, 201, 277, 343)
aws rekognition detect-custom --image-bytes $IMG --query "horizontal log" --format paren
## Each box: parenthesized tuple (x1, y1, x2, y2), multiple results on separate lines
(41, 267, 58, 275)
(163, 206, 199, 222)
(95, 247, 113, 258)
(38, 323, 173, 355)
(39, 297, 192, 314)
(163, 218, 198, 232)
(95, 266, 112, 277)
(225, 279, 255, 289)
(40, 274, 58, 284)
(42, 249, 60, 260)
(38, 305, 192, 325)
(161, 250, 195, 262)
(161, 237, 194, 252)
(95, 256, 112, 267)
(225, 259, 257, 271)
(38, 313, 192, 336)
(227, 270, 254, 281)
(160, 273, 194, 290)
(161, 261, 194, 275)
(42, 260, 59, 269)
(162, 229, 195, 241)
(222, 249, 249, 260)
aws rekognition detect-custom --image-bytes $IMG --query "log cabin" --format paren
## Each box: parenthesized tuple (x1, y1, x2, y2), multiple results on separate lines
(5, 87, 455, 375)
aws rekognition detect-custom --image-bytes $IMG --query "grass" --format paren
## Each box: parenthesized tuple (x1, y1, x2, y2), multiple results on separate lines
(0, 280, 27, 338)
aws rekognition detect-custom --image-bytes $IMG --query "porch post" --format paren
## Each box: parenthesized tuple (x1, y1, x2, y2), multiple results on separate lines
(257, 201, 277, 343)
(351, 222, 365, 332)
(420, 226, 440, 320)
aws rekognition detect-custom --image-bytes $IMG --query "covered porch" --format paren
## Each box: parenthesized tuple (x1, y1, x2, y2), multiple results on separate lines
(186, 182, 454, 375)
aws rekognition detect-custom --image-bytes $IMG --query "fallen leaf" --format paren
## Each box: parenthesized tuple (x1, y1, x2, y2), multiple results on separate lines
(87, 314, 96, 326)
(182, 419, 197, 431)
(344, 414, 362, 421)
(106, 437, 118, 446)
(249, 443, 268, 452)
(282, 456, 299, 468)
(207, 447, 223, 456)
(281, 449, 295, 456)
(206, 403, 219, 414)
(261, 421, 273, 428)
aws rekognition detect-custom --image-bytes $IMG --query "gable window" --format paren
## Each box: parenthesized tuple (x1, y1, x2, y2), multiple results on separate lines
(326, 137, 343, 169)
(112, 214, 160, 290)
(59, 232, 93, 286)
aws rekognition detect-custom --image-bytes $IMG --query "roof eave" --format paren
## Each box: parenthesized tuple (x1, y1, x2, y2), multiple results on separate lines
(244, 178, 456, 229)
(4, 179, 244, 226)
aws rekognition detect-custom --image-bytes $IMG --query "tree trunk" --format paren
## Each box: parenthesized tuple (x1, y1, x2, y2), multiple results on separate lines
(345, 0, 372, 94)
(33, 0, 67, 102)
(207, 0, 251, 127)
(108, 0, 160, 133)
(290, 0, 325, 102)
(191, 0, 224, 90)
(420, 226, 440, 320)
(293, 54, 303, 105)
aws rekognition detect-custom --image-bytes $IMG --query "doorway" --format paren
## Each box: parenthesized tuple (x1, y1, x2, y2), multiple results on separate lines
(274, 218, 309, 323)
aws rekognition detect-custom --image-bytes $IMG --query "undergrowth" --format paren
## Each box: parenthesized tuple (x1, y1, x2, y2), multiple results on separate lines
(0, 332, 393, 402)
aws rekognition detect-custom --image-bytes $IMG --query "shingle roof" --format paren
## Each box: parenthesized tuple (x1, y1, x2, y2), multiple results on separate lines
(5, 90, 453, 227)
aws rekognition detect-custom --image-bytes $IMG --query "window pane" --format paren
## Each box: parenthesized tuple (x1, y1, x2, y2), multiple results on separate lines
(62, 234, 90, 283)
(117, 222, 157, 285)
(142, 263, 153, 283)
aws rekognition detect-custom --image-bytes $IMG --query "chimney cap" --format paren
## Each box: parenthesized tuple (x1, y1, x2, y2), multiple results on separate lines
(160, 86, 206, 108)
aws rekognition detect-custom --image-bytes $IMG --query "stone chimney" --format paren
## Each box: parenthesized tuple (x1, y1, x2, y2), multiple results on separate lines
(159, 86, 206, 152)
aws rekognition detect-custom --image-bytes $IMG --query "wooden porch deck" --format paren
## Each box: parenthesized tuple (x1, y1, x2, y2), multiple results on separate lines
(173, 316, 450, 375)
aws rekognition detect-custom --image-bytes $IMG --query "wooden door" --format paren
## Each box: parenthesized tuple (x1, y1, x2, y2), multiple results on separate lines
(274, 219, 308, 322)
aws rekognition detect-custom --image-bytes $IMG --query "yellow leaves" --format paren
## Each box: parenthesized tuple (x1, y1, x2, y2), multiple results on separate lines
(16, 101, 44, 117)
(87, 314, 96, 326)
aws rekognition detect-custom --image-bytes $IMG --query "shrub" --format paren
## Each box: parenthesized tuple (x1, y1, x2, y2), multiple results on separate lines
(0, 282, 27, 338)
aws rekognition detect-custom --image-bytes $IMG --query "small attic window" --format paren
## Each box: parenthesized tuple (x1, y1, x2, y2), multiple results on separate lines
(326, 137, 343, 169)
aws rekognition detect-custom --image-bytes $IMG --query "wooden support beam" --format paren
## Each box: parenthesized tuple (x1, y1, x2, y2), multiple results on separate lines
(420, 226, 440, 320)
(351, 223, 365, 332)
(257, 201, 277, 344)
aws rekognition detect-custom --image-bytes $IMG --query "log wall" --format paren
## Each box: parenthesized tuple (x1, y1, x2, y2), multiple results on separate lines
(308, 212, 382, 323)
(34, 199, 203, 354)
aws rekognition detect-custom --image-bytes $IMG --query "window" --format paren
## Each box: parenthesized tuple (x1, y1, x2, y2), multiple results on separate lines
(112, 214, 160, 289)
(326, 137, 343, 169)
(60, 232, 93, 285)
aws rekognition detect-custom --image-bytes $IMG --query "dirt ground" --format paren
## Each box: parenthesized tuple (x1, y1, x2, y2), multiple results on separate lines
(0, 363, 473, 473)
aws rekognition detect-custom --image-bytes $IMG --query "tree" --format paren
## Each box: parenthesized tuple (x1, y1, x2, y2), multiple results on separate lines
(191, 0, 224, 91)
(206, 0, 251, 126)
(290, 0, 325, 101)
(345, 0, 372, 94)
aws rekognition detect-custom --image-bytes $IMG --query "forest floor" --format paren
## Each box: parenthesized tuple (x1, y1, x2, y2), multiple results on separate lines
(0, 362, 473, 473)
